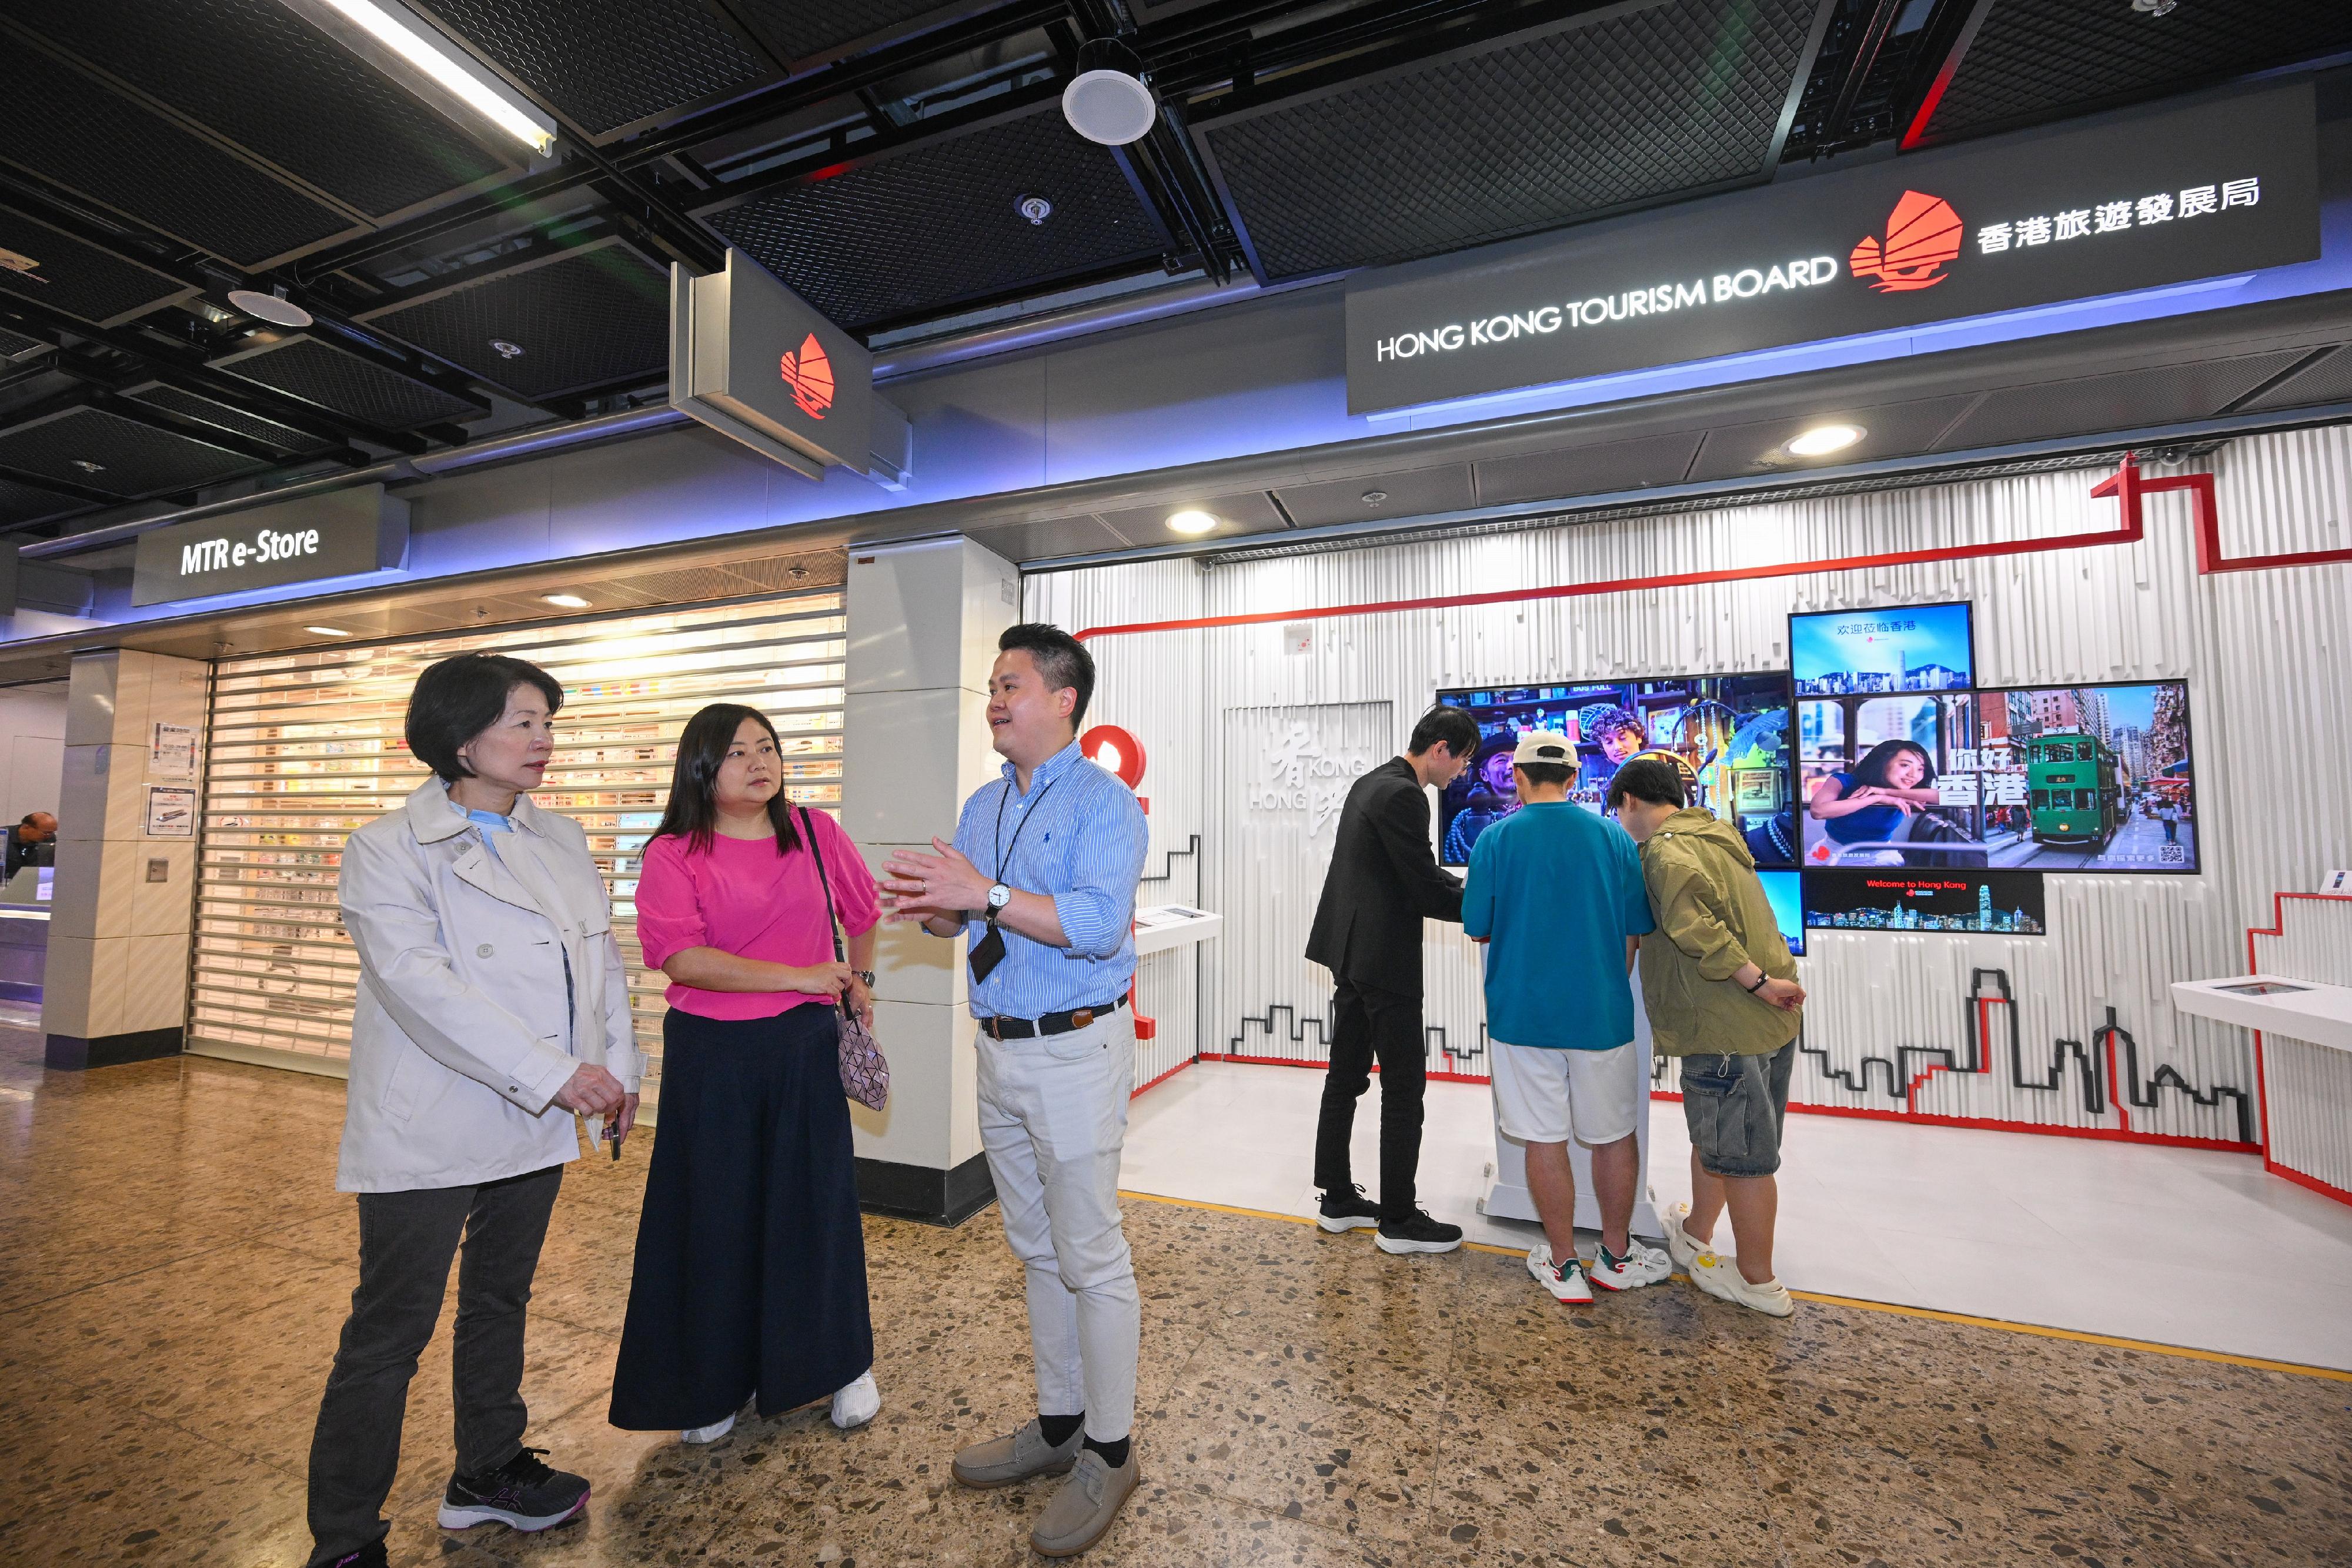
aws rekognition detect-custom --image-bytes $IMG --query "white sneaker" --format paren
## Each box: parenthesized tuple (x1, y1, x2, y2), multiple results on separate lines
(1690, 1251, 1793, 1317)
(1587, 1238, 1672, 1292)
(1661, 1201, 1712, 1273)
(681, 1411, 736, 1445)
(829, 1370, 880, 1430)
(1525, 1242, 1593, 1305)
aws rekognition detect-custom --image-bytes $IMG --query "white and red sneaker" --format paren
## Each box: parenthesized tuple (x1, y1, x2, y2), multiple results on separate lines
(1525, 1242, 1594, 1305)
(1588, 1239, 1672, 1292)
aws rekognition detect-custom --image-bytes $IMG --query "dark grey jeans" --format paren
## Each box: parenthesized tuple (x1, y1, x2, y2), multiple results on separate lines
(305, 1164, 563, 1567)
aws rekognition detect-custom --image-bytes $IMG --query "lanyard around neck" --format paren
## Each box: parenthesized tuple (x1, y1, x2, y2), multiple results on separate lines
(993, 771, 1061, 884)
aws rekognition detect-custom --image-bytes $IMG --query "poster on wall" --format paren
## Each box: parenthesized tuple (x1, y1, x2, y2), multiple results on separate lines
(1434, 672, 1793, 865)
(143, 785, 196, 838)
(1796, 681, 2197, 872)
(1802, 868, 2047, 934)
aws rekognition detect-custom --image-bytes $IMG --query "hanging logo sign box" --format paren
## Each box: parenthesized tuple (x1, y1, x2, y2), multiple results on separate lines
(670, 248, 876, 479)
(1343, 83, 2320, 416)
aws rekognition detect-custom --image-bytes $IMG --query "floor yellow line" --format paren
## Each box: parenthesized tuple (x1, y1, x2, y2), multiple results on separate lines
(1118, 1188, 2352, 1385)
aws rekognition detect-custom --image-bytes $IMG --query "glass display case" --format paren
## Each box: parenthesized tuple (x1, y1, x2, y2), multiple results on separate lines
(188, 590, 848, 1111)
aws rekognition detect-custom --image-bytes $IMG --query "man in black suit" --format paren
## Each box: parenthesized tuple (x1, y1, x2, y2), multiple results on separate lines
(1305, 706, 1481, 1254)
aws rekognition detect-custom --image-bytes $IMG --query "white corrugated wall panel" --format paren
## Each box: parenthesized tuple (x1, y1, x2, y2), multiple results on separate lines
(1028, 422, 2352, 1151)
(2252, 897, 2352, 1194)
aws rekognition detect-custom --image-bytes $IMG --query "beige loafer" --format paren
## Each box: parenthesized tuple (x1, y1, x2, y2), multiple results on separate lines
(1030, 1448, 1140, 1558)
(950, 1418, 1083, 1489)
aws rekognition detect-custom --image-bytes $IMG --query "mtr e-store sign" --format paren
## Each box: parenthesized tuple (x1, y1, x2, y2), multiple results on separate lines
(131, 484, 409, 607)
(1343, 85, 2319, 416)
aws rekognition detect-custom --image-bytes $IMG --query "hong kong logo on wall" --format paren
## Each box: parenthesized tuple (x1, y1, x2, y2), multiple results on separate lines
(1849, 191, 1963, 293)
(779, 332, 834, 419)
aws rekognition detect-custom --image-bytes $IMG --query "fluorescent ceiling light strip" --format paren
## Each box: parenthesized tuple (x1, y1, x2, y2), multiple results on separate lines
(320, 0, 555, 154)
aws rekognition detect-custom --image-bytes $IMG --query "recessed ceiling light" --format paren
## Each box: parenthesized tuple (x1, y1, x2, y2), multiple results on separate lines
(1165, 509, 1219, 536)
(304, 626, 352, 638)
(316, 1, 557, 155)
(226, 287, 314, 328)
(1786, 423, 1865, 457)
(542, 593, 590, 609)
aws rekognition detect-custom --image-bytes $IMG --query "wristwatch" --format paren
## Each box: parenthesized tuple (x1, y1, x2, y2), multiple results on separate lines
(852, 969, 876, 987)
(986, 882, 1013, 913)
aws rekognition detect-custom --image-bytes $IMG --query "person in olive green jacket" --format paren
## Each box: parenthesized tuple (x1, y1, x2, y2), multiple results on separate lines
(1608, 757, 1806, 1318)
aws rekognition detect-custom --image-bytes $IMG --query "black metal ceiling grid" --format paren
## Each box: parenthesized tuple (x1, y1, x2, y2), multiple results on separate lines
(0, 41, 357, 269)
(0, 0, 512, 221)
(0, 327, 46, 361)
(0, 406, 264, 497)
(358, 239, 673, 401)
(1920, 0, 2352, 142)
(2241, 347, 2352, 415)
(1932, 350, 2313, 453)
(413, 0, 777, 139)
(702, 106, 1165, 332)
(0, 206, 195, 329)
(723, 0, 968, 68)
(212, 337, 483, 431)
(1194, 0, 1822, 282)
(0, 474, 81, 529)
(123, 386, 331, 454)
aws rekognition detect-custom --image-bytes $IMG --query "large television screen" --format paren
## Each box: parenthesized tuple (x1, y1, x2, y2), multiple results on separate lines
(1434, 672, 1795, 866)
(1791, 601, 1975, 695)
(1802, 868, 2047, 935)
(1796, 681, 2197, 873)
(1758, 868, 1805, 956)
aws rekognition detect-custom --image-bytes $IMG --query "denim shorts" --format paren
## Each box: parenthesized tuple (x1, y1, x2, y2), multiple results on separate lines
(1679, 1042, 1795, 1178)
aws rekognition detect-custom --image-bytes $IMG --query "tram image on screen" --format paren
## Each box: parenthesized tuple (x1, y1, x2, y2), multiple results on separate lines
(1791, 601, 1974, 694)
(1798, 681, 2197, 873)
(1434, 672, 1795, 866)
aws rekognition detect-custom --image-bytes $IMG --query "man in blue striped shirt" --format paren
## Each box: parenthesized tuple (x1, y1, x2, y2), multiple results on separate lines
(881, 623, 1149, 1558)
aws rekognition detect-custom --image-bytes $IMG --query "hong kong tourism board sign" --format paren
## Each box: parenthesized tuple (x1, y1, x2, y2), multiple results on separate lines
(1343, 85, 2319, 415)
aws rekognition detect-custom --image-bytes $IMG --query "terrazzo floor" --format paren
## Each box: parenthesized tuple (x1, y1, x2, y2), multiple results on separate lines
(4, 1023, 2350, 1567)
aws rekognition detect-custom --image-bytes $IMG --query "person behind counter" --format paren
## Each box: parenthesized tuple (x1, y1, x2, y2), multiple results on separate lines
(1609, 755, 1805, 1318)
(4, 811, 55, 881)
(306, 653, 640, 1568)
(609, 703, 882, 1445)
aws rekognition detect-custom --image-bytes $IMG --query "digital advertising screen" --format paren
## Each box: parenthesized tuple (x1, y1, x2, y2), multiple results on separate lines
(1801, 868, 2047, 935)
(1434, 672, 1795, 866)
(1795, 681, 2197, 874)
(1791, 601, 1975, 696)
(1758, 868, 1805, 957)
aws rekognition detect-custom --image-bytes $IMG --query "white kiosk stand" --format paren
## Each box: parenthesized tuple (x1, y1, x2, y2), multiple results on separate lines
(1477, 951, 1667, 1241)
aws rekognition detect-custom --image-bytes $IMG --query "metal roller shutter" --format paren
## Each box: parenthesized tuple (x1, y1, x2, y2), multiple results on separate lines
(187, 589, 847, 1114)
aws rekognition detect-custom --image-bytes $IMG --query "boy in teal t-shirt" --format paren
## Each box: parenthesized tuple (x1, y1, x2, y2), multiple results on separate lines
(1461, 732, 1665, 1306)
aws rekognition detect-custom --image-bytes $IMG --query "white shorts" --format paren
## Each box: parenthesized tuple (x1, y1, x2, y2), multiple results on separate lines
(1489, 1040, 1641, 1146)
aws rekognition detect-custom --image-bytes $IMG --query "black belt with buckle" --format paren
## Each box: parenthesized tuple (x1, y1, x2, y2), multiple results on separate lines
(978, 995, 1127, 1041)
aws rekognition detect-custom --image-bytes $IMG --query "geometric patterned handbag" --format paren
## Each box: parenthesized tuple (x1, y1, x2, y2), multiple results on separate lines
(799, 804, 890, 1111)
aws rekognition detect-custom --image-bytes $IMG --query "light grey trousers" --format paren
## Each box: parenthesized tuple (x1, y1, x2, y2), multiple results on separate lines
(975, 1009, 1140, 1442)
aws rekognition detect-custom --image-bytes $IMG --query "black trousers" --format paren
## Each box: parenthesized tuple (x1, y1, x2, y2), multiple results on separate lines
(608, 1003, 873, 1431)
(305, 1162, 564, 1567)
(1312, 978, 1428, 1222)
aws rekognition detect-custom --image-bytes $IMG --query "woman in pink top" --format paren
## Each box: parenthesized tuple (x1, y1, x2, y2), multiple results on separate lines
(609, 704, 882, 1444)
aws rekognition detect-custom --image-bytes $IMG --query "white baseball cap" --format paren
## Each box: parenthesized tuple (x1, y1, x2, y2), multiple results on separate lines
(1511, 730, 1575, 767)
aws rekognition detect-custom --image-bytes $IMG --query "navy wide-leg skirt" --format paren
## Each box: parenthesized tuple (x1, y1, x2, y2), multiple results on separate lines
(609, 1002, 873, 1431)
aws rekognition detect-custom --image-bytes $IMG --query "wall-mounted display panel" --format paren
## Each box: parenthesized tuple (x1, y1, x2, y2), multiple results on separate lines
(1758, 868, 1804, 957)
(188, 589, 847, 1106)
(1791, 600, 1975, 695)
(1434, 672, 1793, 865)
(1802, 868, 2047, 935)
(1798, 681, 2197, 874)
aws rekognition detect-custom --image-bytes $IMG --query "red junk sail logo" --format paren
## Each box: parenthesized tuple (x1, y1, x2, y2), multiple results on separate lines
(779, 332, 834, 419)
(1849, 190, 1965, 293)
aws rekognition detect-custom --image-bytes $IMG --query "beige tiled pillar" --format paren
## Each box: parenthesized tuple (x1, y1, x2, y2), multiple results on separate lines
(840, 537, 1018, 1222)
(44, 649, 206, 1069)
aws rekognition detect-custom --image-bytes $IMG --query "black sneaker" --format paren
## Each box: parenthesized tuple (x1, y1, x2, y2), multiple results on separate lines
(314, 1540, 389, 1568)
(436, 1446, 590, 1533)
(1316, 1183, 1382, 1233)
(1375, 1208, 1464, 1255)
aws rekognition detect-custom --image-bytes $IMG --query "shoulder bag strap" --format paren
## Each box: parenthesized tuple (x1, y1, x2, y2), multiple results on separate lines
(797, 804, 850, 965)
